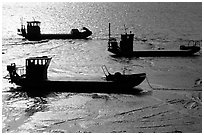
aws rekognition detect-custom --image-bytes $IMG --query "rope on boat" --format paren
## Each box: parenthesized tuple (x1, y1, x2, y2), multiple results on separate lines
(153, 88, 202, 91)
(145, 75, 154, 90)
(145, 75, 202, 91)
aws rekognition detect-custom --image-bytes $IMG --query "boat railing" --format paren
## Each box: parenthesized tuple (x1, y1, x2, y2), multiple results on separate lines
(16, 66, 26, 76)
(188, 40, 201, 47)
(195, 40, 202, 47)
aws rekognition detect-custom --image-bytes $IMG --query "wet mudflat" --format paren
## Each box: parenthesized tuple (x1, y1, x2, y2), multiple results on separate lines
(2, 2, 202, 133)
(2, 39, 202, 133)
(2, 82, 202, 133)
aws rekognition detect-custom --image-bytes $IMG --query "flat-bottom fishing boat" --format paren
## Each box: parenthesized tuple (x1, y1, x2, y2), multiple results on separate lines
(108, 23, 201, 57)
(108, 46, 201, 57)
(6, 56, 146, 93)
(17, 21, 92, 41)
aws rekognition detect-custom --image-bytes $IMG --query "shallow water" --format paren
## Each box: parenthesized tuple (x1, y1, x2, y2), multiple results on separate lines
(2, 2, 202, 133)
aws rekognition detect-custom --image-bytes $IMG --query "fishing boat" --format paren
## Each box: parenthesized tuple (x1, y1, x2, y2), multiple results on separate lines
(17, 21, 92, 41)
(6, 56, 146, 93)
(108, 23, 201, 57)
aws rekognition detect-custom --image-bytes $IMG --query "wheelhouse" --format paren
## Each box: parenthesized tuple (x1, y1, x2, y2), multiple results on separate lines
(26, 56, 52, 80)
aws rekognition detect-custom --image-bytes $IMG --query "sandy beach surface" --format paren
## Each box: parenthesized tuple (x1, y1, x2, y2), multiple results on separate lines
(2, 76, 202, 133)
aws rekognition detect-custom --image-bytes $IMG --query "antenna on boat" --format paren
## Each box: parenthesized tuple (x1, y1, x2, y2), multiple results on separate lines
(109, 23, 111, 41)
(33, 17, 35, 21)
(19, 17, 25, 30)
(124, 24, 127, 34)
(20, 17, 23, 25)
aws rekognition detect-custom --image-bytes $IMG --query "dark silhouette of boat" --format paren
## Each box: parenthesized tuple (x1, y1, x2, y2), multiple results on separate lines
(6, 56, 146, 93)
(108, 23, 201, 57)
(17, 21, 92, 41)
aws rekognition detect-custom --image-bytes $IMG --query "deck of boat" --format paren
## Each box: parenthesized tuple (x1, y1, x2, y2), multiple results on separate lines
(110, 49, 200, 57)
(40, 34, 88, 39)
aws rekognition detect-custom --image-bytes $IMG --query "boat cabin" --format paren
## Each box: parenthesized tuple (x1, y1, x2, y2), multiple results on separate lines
(120, 33, 134, 53)
(108, 32, 134, 54)
(71, 29, 80, 35)
(108, 23, 135, 54)
(26, 56, 52, 80)
(26, 21, 41, 40)
(17, 21, 42, 40)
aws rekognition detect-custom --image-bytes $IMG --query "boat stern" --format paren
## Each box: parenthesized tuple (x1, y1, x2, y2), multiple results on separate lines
(6, 63, 21, 84)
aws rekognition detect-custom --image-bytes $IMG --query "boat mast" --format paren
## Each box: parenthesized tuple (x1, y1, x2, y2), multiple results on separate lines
(20, 17, 24, 29)
(20, 17, 23, 27)
(124, 24, 127, 34)
(109, 23, 111, 41)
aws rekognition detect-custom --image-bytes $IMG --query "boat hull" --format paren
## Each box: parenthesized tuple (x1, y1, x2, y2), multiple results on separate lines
(13, 74, 146, 93)
(40, 33, 91, 40)
(21, 33, 92, 41)
(109, 48, 200, 57)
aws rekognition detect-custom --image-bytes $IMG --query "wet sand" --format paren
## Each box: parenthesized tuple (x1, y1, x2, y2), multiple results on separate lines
(2, 2, 202, 133)
(2, 79, 202, 133)
(2, 40, 202, 133)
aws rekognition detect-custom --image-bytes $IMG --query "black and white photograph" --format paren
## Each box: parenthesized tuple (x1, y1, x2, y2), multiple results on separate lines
(2, 1, 202, 133)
